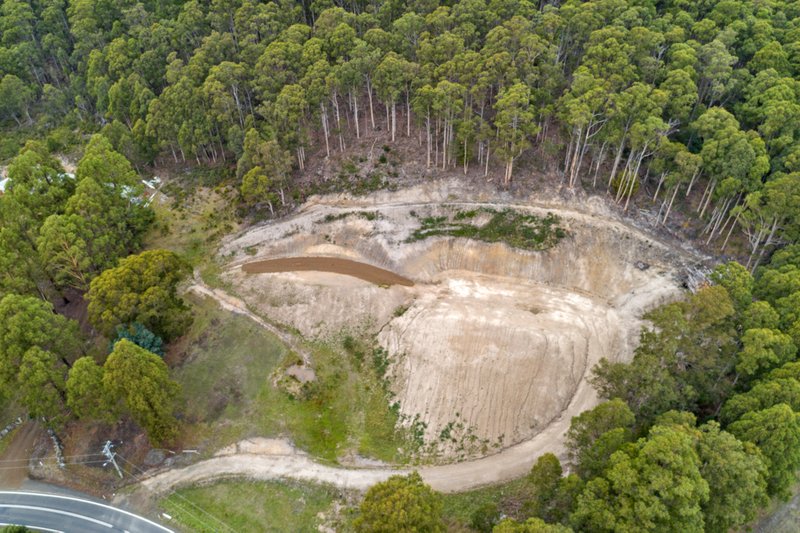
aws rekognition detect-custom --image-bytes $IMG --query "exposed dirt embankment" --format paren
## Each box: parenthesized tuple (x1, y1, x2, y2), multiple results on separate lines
(220, 180, 700, 460)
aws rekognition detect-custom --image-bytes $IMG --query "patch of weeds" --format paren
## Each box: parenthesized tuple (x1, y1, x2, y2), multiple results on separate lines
(320, 212, 350, 224)
(454, 209, 478, 220)
(407, 208, 566, 251)
(393, 305, 409, 317)
(282, 227, 300, 238)
(372, 347, 391, 379)
(305, 169, 391, 197)
(441, 477, 533, 528)
(244, 246, 257, 256)
(421, 215, 448, 226)
(439, 421, 455, 442)
(404, 414, 427, 449)
(342, 335, 365, 366)
(317, 211, 381, 225)
(341, 159, 359, 175)
(378, 154, 388, 164)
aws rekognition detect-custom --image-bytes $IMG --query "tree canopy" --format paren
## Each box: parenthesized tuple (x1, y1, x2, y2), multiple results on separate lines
(86, 249, 192, 340)
(354, 472, 445, 533)
(103, 339, 180, 445)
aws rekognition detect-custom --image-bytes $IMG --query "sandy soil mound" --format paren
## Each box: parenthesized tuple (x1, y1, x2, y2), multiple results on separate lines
(220, 180, 699, 460)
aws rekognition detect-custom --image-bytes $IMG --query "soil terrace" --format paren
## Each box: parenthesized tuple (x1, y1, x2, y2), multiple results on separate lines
(242, 257, 414, 287)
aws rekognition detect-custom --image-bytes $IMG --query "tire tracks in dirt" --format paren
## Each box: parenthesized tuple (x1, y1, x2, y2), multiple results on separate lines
(187, 276, 313, 367)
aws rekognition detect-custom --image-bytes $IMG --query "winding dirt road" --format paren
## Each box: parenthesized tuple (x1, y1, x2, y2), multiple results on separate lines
(137, 389, 579, 494)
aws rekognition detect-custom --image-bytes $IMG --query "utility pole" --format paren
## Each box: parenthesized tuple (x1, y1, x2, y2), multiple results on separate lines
(102, 441, 123, 479)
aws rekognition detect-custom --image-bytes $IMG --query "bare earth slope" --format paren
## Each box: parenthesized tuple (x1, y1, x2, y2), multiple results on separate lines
(219, 180, 695, 459)
(133, 181, 705, 497)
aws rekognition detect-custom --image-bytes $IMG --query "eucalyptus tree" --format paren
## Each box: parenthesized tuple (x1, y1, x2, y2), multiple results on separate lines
(494, 82, 538, 185)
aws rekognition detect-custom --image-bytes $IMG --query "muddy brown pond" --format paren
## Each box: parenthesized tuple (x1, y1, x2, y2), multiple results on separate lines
(242, 256, 415, 287)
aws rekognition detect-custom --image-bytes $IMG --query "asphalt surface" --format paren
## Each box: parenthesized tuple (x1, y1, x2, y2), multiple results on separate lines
(0, 491, 173, 533)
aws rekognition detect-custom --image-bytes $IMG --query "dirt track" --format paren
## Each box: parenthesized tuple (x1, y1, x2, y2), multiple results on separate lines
(0, 422, 42, 488)
(134, 363, 604, 493)
(188, 279, 313, 368)
(242, 256, 414, 286)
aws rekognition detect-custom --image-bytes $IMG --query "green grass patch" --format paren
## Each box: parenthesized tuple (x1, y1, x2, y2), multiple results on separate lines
(441, 476, 533, 530)
(0, 426, 19, 458)
(160, 479, 341, 532)
(144, 186, 237, 269)
(173, 296, 407, 463)
(316, 211, 381, 224)
(408, 208, 565, 251)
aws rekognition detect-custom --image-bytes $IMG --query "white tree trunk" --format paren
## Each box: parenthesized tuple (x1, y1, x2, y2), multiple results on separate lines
(320, 102, 330, 158)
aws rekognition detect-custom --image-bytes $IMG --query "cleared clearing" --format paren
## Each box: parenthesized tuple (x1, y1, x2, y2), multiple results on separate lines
(219, 180, 697, 460)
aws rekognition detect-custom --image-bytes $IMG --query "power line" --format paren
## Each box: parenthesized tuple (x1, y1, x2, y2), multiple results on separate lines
(116, 454, 235, 532)
(0, 459, 109, 471)
(0, 454, 105, 464)
(101, 441, 123, 479)
(115, 454, 237, 533)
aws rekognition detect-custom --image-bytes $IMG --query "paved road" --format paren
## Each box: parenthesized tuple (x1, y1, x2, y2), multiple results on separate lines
(0, 491, 172, 533)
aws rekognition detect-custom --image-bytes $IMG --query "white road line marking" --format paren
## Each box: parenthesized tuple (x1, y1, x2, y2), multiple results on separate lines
(0, 521, 63, 533)
(0, 492, 173, 532)
(0, 504, 113, 528)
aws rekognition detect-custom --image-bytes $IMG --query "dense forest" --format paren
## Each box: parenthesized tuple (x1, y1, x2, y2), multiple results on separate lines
(1, 0, 800, 531)
(0, 0, 798, 267)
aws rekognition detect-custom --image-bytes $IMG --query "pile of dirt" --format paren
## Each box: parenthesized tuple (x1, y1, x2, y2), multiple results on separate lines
(219, 180, 700, 460)
(243, 257, 413, 286)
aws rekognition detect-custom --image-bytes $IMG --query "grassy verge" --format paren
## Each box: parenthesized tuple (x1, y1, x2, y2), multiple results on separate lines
(441, 477, 533, 530)
(160, 479, 343, 532)
(408, 208, 566, 251)
(0, 426, 19, 458)
(173, 295, 407, 463)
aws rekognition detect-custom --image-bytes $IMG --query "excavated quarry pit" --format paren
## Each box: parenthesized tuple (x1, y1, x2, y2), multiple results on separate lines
(220, 180, 694, 460)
